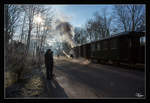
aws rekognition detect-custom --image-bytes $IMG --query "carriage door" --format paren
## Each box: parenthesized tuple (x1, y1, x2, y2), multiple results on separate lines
(130, 37, 140, 64)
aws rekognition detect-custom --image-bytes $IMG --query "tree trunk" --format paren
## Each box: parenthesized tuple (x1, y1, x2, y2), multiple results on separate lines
(26, 18, 32, 55)
(20, 13, 26, 43)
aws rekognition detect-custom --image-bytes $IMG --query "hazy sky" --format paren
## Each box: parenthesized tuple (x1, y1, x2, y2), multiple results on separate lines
(14, 5, 114, 40)
(13, 4, 145, 42)
(50, 5, 114, 28)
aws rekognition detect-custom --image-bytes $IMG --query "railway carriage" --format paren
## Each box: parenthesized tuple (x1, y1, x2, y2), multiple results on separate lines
(73, 31, 145, 69)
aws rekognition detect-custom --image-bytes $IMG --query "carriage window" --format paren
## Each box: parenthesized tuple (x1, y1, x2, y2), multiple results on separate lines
(103, 41, 108, 50)
(111, 39, 117, 49)
(91, 44, 95, 51)
(140, 36, 145, 46)
(97, 43, 101, 50)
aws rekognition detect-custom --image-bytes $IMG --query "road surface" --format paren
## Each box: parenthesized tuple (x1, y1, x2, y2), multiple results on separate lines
(5, 57, 145, 99)
(53, 57, 145, 99)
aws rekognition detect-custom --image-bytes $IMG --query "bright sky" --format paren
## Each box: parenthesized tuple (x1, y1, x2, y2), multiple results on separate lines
(50, 5, 114, 28)
(13, 4, 145, 44)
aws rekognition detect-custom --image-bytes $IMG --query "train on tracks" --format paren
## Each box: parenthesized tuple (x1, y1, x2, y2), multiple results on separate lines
(72, 31, 145, 69)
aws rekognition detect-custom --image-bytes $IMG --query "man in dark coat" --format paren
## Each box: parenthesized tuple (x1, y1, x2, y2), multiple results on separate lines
(44, 49, 54, 80)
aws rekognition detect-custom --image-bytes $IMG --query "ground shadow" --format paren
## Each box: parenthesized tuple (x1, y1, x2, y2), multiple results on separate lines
(46, 78, 68, 98)
(5, 82, 25, 98)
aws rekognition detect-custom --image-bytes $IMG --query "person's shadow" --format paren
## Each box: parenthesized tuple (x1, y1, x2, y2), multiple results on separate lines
(46, 78, 68, 98)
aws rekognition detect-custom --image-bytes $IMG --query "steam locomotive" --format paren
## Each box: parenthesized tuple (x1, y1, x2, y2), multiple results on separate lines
(72, 31, 145, 69)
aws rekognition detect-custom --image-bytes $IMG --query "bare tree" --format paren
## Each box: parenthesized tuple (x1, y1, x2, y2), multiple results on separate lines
(20, 12, 26, 43)
(19, 5, 52, 57)
(85, 10, 112, 42)
(74, 27, 87, 45)
(85, 19, 95, 42)
(74, 27, 82, 44)
(4, 5, 21, 50)
(114, 4, 145, 32)
(21, 5, 40, 55)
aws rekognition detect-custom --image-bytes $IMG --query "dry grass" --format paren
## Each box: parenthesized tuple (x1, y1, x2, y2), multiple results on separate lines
(5, 46, 42, 88)
(5, 71, 17, 88)
(5, 41, 46, 89)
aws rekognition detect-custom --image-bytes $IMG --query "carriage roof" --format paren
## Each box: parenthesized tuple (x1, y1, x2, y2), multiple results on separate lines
(74, 31, 145, 48)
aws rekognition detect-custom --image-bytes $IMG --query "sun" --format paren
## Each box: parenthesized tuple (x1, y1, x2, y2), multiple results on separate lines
(34, 14, 43, 24)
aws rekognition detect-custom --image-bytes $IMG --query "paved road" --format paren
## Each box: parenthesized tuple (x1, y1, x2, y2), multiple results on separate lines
(54, 58, 145, 99)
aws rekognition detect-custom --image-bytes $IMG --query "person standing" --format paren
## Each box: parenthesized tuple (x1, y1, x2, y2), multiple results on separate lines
(44, 49, 54, 80)
(49, 50, 54, 78)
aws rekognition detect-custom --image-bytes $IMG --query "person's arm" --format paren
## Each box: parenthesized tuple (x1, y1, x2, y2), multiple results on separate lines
(51, 53, 54, 66)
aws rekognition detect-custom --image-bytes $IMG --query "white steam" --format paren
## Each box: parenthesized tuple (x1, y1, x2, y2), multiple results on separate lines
(48, 8, 76, 48)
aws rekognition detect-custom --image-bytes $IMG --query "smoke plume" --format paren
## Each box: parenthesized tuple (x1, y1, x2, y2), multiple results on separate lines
(56, 21, 75, 48)
(46, 8, 76, 56)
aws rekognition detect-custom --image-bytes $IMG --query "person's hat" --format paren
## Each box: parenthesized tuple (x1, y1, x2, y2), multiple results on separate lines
(47, 49, 51, 51)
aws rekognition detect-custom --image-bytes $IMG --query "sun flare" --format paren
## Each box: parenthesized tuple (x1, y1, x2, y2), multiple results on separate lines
(34, 15, 43, 24)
